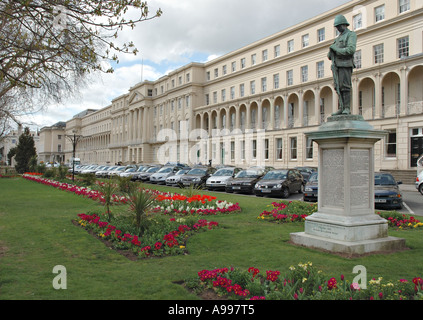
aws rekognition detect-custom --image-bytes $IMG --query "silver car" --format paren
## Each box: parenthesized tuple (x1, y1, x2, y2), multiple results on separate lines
(166, 168, 191, 186)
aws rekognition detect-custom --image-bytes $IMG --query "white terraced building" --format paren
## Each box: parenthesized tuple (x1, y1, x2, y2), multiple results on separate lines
(64, 0, 423, 180)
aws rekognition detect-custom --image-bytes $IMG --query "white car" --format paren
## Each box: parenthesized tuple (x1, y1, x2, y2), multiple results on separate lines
(119, 167, 138, 178)
(416, 171, 423, 195)
(206, 167, 242, 190)
(150, 166, 184, 184)
(165, 169, 191, 186)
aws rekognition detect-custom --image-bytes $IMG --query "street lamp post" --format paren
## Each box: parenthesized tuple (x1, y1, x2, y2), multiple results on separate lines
(66, 130, 83, 182)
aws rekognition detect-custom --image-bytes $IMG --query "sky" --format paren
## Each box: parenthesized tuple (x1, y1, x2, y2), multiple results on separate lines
(21, 0, 351, 130)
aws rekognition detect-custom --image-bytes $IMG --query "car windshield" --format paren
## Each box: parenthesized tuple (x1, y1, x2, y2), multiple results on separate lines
(116, 167, 125, 171)
(375, 174, 396, 185)
(176, 170, 189, 175)
(309, 173, 318, 182)
(125, 168, 135, 172)
(158, 167, 173, 173)
(187, 168, 206, 175)
(262, 170, 288, 180)
(235, 170, 260, 178)
(147, 167, 160, 173)
(213, 169, 234, 176)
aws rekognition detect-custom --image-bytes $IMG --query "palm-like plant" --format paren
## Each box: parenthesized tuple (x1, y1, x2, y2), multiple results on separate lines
(127, 185, 157, 237)
(97, 180, 118, 221)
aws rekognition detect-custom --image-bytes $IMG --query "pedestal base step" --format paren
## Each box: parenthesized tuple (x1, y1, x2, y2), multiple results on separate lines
(290, 232, 406, 257)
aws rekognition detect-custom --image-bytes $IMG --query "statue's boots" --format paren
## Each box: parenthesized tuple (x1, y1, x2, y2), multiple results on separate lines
(341, 91, 351, 115)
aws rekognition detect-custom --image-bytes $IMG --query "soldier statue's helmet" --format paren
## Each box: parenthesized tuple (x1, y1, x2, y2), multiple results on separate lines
(334, 15, 350, 27)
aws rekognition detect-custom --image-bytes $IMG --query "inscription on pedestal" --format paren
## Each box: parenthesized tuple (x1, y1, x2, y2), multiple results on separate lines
(350, 149, 370, 208)
(321, 148, 344, 207)
(305, 221, 347, 240)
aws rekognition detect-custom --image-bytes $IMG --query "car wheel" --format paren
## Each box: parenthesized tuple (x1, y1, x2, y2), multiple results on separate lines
(419, 184, 423, 195)
(282, 187, 290, 198)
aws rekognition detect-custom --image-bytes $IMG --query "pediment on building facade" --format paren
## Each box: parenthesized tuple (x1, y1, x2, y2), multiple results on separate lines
(128, 91, 144, 105)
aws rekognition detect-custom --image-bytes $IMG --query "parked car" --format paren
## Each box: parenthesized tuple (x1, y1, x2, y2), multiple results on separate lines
(137, 166, 162, 182)
(131, 165, 154, 181)
(149, 166, 186, 184)
(206, 167, 243, 191)
(416, 171, 423, 195)
(374, 173, 403, 210)
(81, 165, 103, 174)
(254, 169, 304, 198)
(119, 167, 138, 178)
(108, 166, 127, 178)
(295, 166, 318, 182)
(165, 168, 191, 186)
(179, 166, 216, 188)
(303, 172, 318, 202)
(225, 167, 271, 194)
(95, 166, 115, 178)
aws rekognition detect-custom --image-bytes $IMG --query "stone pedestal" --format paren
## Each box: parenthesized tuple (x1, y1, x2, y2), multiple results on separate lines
(290, 115, 406, 256)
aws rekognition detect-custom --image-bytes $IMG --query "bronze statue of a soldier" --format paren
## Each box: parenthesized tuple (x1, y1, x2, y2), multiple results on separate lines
(328, 15, 357, 116)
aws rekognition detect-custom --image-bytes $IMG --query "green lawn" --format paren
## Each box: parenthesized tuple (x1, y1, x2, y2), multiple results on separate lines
(0, 177, 422, 300)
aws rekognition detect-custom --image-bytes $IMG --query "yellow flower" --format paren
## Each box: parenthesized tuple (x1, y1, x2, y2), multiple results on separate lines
(179, 245, 185, 249)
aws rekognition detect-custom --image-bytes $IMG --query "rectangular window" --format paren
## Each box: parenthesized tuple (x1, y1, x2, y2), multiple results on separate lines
(353, 13, 362, 30)
(274, 45, 280, 58)
(317, 28, 325, 42)
(241, 58, 246, 69)
(375, 5, 385, 22)
(261, 77, 267, 92)
(240, 84, 245, 97)
(273, 74, 279, 89)
(230, 86, 235, 100)
(205, 94, 210, 105)
(301, 65, 308, 82)
(206, 71, 210, 81)
(306, 137, 313, 159)
(276, 138, 283, 160)
(374, 44, 384, 64)
(58, 144, 62, 152)
(241, 140, 246, 160)
(221, 89, 226, 102)
(222, 65, 227, 75)
(252, 140, 257, 159)
(290, 137, 297, 160)
(231, 61, 236, 72)
(264, 139, 269, 160)
(213, 92, 217, 104)
(262, 49, 268, 62)
(287, 40, 294, 53)
(398, 36, 409, 58)
(399, 0, 410, 13)
(317, 61, 324, 79)
(250, 80, 256, 95)
(354, 50, 362, 69)
(386, 130, 397, 157)
(214, 68, 218, 78)
(287, 70, 293, 86)
(302, 34, 309, 48)
(251, 54, 257, 66)
(231, 141, 235, 161)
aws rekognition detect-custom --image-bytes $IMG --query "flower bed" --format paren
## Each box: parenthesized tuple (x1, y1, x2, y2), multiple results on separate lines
(377, 211, 423, 230)
(258, 200, 423, 231)
(257, 201, 317, 223)
(188, 262, 423, 300)
(22, 174, 241, 216)
(76, 212, 219, 259)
